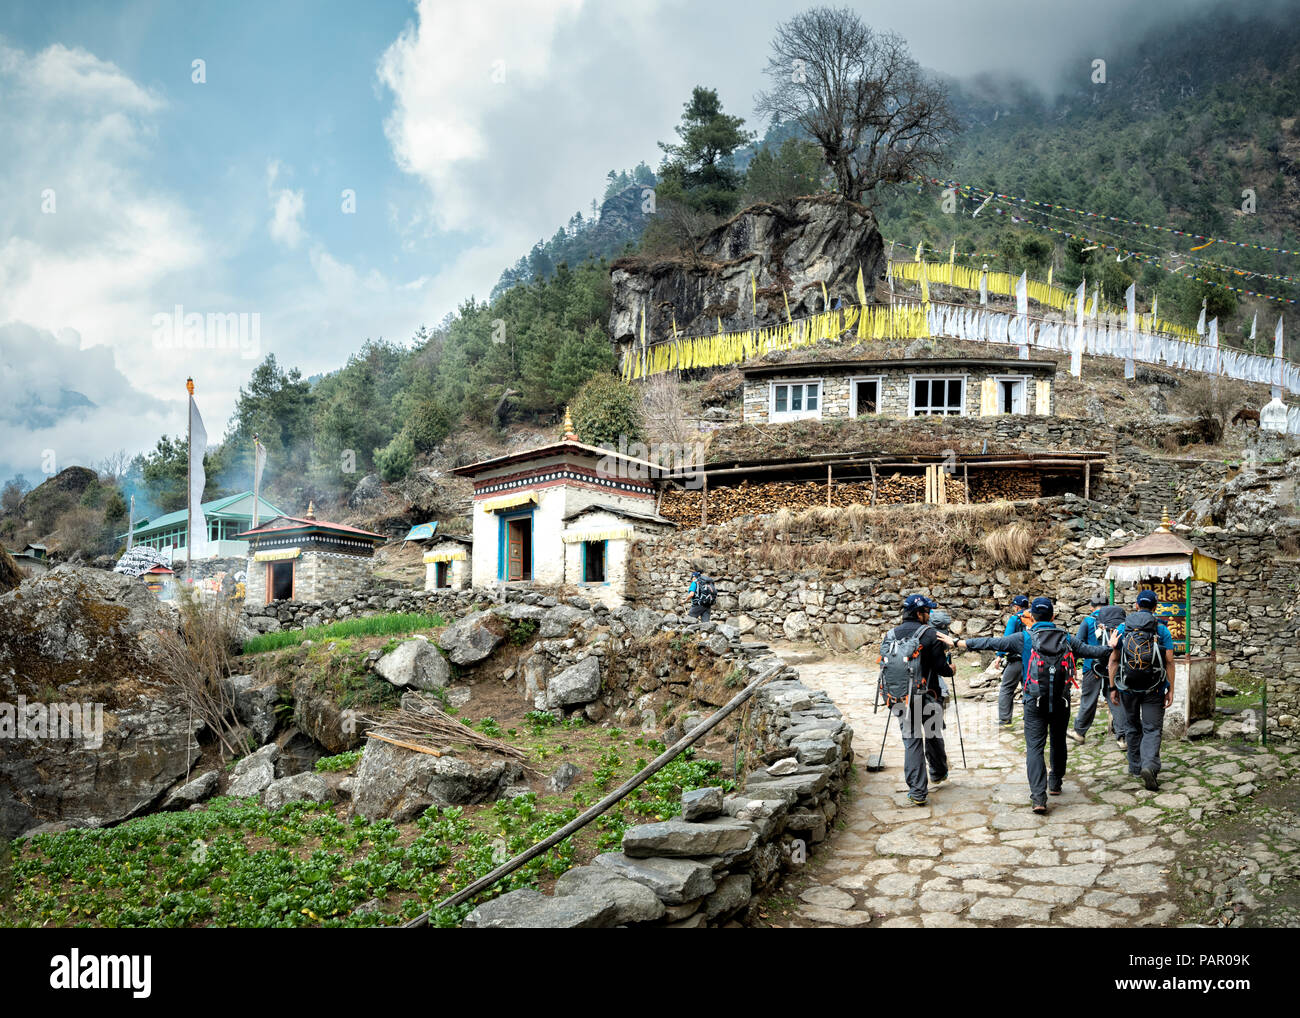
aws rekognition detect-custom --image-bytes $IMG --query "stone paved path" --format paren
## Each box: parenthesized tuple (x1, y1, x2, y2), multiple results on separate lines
(767, 645, 1299, 929)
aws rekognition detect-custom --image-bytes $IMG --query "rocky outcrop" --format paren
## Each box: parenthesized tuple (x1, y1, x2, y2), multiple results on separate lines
(351, 738, 525, 821)
(0, 566, 196, 840)
(608, 195, 885, 345)
(438, 611, 506, 666)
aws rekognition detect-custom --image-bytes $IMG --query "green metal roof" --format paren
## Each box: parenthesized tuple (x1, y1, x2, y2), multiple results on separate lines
(121, 492, 283, 539)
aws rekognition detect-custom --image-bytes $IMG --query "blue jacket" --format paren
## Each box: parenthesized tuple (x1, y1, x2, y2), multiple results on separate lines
(965, 620, 1112, 690)
(1001, 612, 1028, 660)
(1075, 613, 1101, 674)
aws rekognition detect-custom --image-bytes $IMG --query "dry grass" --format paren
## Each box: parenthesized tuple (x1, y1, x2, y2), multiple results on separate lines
(749, 502, 1044, 575)
(155, 592, 247, 758)
(982, 522, 1037, 569)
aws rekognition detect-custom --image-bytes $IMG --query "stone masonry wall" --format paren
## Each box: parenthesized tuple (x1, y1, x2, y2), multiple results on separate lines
(629, 496, 1300, 741)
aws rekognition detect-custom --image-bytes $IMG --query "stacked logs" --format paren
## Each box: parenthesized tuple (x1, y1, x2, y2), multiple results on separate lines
(659, 469, 1041, 528)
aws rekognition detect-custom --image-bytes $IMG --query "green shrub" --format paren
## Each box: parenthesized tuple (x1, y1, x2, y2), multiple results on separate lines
(569, 374, 644, 447)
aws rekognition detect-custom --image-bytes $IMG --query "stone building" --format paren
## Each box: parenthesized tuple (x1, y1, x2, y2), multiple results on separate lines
(741, 357, 1057, 424)
(238, 504, 387, 604)
(452, 422, 675, 606)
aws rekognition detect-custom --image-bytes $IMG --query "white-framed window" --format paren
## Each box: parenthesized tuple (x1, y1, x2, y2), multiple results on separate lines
(769, 379, 822, 422)
(992, 375, 1028, 415)
(910, 375, 966, 416)
(850, 376, 885, 417)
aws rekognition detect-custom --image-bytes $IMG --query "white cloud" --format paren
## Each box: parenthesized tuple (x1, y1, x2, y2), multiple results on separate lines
(376, 0, 587, 234)
(269, 188, 306, 249)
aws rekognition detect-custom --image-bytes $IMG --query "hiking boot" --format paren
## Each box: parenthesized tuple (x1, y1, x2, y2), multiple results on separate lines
(930, 773, 949, 788)
(1140, 767, 1159, 792)
(1031, 801, 1048, 815)
(1048, 783, 1063, 796)
(1116, 734, 1127, 749)
(906, 793, 928, 807)
(999, 720, 1014, 730)
(1067, 729, 1085, 745)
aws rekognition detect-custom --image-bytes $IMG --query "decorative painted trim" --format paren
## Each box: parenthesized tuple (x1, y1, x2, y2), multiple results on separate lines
(481, 491, 539, 512)
(474, 467, 654, 500)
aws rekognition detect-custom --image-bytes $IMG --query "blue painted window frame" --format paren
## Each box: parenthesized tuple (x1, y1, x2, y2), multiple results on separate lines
(497, 507, 535, 581)
(580, 539, 609, 585)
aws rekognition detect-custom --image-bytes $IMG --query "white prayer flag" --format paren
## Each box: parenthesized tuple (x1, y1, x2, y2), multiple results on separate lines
(1275, 317, 1285, 398)
(979, 265, 988, 306)
(189, 394, 208, 560)
(1196, 301, 1206, 336)
(1015, 272, 1028, 357)
(1250, 312, 1257, 342)
(1072, 279, 1085, 378)
(1124, 283, 1136, 379)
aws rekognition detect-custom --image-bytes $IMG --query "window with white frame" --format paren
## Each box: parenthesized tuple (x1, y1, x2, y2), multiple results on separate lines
(850, 376, 884, 417)
(910, 376, 966, 416)
(770, 380, 821, 421)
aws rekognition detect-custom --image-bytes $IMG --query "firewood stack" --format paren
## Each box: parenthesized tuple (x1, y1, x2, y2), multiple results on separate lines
(658, 469, 1042, 527)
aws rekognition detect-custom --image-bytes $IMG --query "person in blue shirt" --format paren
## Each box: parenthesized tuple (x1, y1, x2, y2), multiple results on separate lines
(1069, 594, 1126, 746)
(995, 595, 1032, 728)
(957, 597, 1112, 813)
(1107, 589, 1177, 792)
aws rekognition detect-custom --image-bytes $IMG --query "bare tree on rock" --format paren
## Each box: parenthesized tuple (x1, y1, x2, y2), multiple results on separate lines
(755, 7, 958, 209)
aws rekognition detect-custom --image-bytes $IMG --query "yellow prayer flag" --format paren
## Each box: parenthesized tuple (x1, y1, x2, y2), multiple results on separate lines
(856, 266, 867, 306)
(949, 242, 955, 264)
(1047, 265, 1053, 287)
(782, 289, 792, 322)
(750, 273, 757, 316)
(915, 240, 923, 262)
(639, 306, 646, 346)
(821, 280, 829, 311)
(919, 263, 930, 304)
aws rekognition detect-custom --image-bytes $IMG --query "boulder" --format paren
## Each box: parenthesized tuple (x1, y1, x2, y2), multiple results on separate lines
(681, 786, 723, 821)
(438, 611, 506, 666)
(554, 865, 665, 924)
(462, 888, 618, 929)
(375, 638, 451, 690)
(351, 738, 524, 821)
(547, 762, 582, 794)
(544, 656, 602, 708)
(261, 771, 333, 810)
(348, 474, 383, 507)
(782, 611, 811, 641)
(227, 744, 280, 798)
(823, 622, 872, 654)
(292, 674, 363, 755)
(162, 770, 220, 811)
(223, 673, 280, 744)
(704, 873, 752, 921)
(593, 852, 717, 905)
(621, 817, 758, 859)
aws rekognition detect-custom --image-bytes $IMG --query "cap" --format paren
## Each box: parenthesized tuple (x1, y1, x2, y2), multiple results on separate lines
(1012, 595, 1030, 608)
(1136, 589, 1157, 608)
(1090, 590, 1108, 606)
(902, 593, 932, 613)
(1031, 596, 1054, 618)
(929, 609, 953, 632)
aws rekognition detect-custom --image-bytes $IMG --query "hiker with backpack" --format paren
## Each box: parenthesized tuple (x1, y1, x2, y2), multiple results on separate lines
(878, 594, 955, 807)
(996, 595, 1033, 729)
(685, 569, 717, 623)
(1107, 589, 1177, 791)
(1070, 593, 1128, 747)
(957, 596, 1112, 814)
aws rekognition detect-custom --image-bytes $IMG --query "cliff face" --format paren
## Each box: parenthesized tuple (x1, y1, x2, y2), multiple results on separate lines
(608, 195, 885, 347)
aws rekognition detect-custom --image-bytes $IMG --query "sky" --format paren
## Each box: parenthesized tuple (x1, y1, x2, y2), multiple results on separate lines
(0, 0, 1226, 486)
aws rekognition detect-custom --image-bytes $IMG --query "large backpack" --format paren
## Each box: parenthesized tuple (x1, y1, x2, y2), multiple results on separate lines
(1119, 611, 1165, 691)
(695, 576, 717, 608)
(878, 625, 931, 707)
(1022, 627, 1077, 708)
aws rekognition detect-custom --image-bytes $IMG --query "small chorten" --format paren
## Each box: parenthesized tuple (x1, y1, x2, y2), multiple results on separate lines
(305, 500, 316, 521)
(562, 406, 578, 442)
(1158, 506, 1172, 532)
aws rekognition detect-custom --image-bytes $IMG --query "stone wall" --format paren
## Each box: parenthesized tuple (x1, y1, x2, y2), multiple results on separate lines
(629, 496, 1300, 741)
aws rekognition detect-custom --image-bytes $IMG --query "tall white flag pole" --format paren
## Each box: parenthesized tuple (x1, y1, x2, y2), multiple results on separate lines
(126, 495, 135, 552)
(1016, 271, 1029, 360)
(187, 377, 193, 579)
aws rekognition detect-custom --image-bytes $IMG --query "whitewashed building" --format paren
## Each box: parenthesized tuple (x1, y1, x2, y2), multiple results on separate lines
(452, 433, 675, 606)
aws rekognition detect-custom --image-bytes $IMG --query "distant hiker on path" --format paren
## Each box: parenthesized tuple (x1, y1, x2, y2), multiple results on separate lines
(685, 568, 717, 623)
(878, 594, 955, 807)
(996, 595, 1032, 729)
(958, 597, 1112, 814)
(1070, 593, 1127, 746)
(1108, 589, 1177, 792)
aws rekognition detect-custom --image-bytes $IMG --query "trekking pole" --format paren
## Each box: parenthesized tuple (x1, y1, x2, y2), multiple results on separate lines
(867, 699, 891, 771)
(949, 680, 968, 769)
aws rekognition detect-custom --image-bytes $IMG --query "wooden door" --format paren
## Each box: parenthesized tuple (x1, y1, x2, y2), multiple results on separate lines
(507, 521, 524, 580)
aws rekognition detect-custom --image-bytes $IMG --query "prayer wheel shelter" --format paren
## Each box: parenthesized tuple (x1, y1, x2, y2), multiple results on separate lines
(237, 504, 387, 604)
(423, 534, 472, 591)
(1103, 514, 1221, 738)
